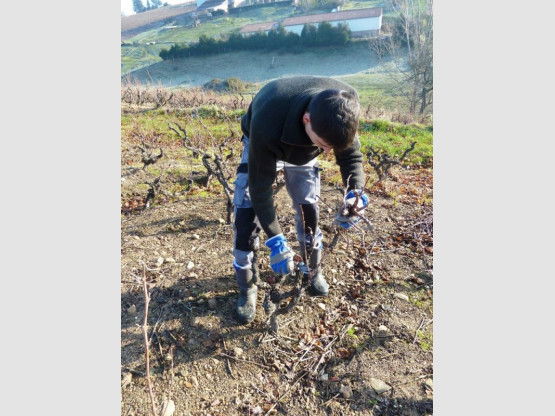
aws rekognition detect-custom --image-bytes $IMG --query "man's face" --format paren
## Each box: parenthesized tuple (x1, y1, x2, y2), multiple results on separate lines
(303, 113, 333, 154)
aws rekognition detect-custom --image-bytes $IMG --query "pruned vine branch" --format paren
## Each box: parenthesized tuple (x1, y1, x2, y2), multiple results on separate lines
(367, 141, 416, 181)
(136, 133, 164, 170)
(168, 113, 238, 224)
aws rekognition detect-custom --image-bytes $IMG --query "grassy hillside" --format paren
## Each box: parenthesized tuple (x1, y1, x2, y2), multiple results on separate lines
(120, 1, 430, 117)
(121, 1, 388, 74)
(122, 41, 417, 114)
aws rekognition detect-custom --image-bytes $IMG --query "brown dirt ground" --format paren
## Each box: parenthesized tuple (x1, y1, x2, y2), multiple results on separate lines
(121, 124, 433, 416)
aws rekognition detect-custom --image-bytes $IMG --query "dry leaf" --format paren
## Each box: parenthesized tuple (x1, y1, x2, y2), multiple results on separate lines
(336, 348, 351, 359)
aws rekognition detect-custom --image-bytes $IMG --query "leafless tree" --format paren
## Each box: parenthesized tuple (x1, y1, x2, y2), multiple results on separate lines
(371, 0, 433, 115)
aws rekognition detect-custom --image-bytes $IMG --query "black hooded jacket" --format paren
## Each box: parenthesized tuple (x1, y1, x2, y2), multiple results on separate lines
(241, 76, 365, 238)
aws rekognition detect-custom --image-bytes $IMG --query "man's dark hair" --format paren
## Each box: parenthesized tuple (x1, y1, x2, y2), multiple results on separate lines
(307, 89, 360, 152)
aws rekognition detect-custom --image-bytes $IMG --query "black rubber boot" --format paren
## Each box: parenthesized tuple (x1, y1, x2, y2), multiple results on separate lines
(306, 248, 329, 296)
(235, 267, 258, 324)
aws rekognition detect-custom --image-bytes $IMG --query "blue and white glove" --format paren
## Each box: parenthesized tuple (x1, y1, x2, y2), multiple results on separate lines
(265, 233, 295, 275)
(334, 189, 369, 229)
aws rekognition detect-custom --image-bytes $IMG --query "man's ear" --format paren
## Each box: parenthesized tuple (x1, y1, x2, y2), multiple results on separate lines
(302, 112, 310, 124)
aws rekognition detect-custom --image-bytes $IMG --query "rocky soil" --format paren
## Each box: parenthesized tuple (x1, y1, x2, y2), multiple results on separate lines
(121, 123, 433, 416)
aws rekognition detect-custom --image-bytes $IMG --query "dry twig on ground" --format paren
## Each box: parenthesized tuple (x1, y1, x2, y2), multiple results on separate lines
(141, 264, 157, 416)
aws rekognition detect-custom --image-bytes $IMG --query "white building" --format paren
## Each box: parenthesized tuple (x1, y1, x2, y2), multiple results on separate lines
(239, 21, 279, 36)
(196, 0, 228, 12)
(282, 7, 382, 38)
(196, 0, 242, 10)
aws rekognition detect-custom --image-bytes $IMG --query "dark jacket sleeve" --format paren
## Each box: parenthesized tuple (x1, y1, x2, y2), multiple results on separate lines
(247, 130, 282, 239)
(335, 136, 365, 191)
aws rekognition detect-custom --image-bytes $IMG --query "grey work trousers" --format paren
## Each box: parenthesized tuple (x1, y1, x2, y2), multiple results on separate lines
(232, 136, 323, 270)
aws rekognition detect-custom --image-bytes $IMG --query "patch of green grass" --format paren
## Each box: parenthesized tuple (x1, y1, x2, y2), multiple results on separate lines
(410, 291, 433, 313)
(121, 44, 167, 74)
(358, 120, 433, 167)
(337, 71, 405, 110)
(417, 330, 433, 351)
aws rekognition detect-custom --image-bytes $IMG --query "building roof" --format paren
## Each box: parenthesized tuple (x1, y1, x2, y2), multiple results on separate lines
(240, 21, 278, 34)
(282, 7, 382, 27)
(197, 0, 227, 11)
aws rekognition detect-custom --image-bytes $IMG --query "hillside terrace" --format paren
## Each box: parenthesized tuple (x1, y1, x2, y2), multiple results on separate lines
(121, 2, 197, 32)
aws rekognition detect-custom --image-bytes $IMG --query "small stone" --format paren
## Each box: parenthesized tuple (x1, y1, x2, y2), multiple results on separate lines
(188, 272, 198, 279)
(319, 373, 329, 382)
(317, 303, 327, 311)
(393, 292, 409, 301)
(218, 218, 225, 224)
(251, 406, 263, 415)
(208, 298, 217, 310)
(160, 399, 175, 416)
(127, 305, 136, 315)
(424, 378, 433, 391)
(186, 261, 195, 270)
(191, 234, 200, 240)
(121, 372, 132, 388)
(233, 347, 243, 357)
(165, 257, 176, 263)
(330, 269, 337, 274)
(370, 378, 391, 394)
(377, 325, 389, 334)
(156, 257, 164, 267)
(339, 384, 353, 399)
(191, 375, 199, 387)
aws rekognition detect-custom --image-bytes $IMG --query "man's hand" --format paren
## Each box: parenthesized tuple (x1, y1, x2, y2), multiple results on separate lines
(265, 234, 295, 275)
(333, 189, 369, 229)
